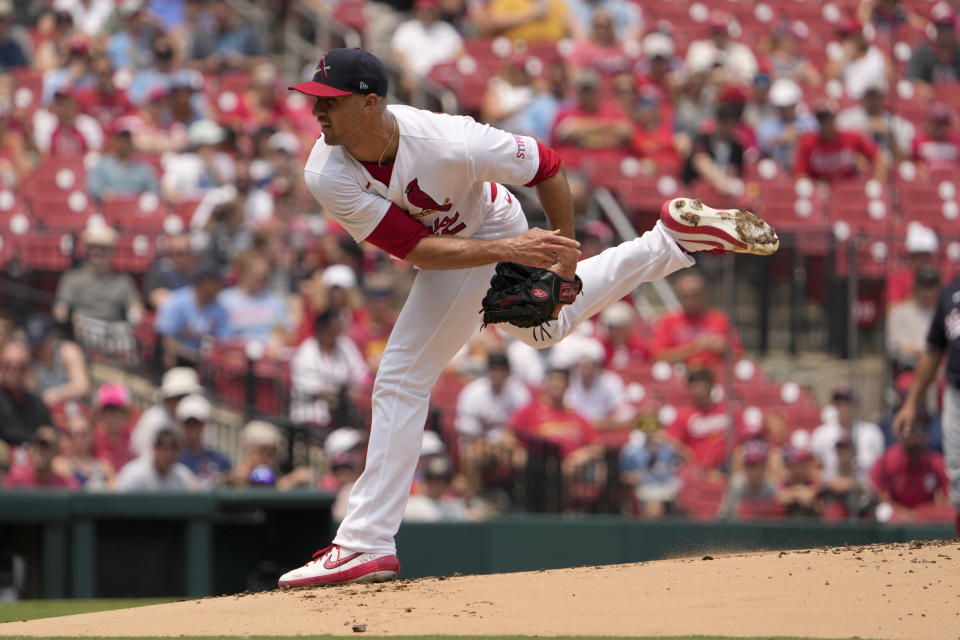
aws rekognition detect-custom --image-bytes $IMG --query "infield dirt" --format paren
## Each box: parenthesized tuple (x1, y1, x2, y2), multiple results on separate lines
(1, 540, 957, 639)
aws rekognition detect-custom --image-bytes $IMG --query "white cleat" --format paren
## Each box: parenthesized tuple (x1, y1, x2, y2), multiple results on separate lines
(660, 197, 779, 256)
(278, 544, 400, 588)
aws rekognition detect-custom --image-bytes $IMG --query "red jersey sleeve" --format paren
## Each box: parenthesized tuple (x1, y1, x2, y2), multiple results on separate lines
(524, 142, 563, 187)
(855, 132, 878, 160)
(363, 204, 432, 260)
(870, 452, 889, 495)
(648, 314, 675, 359)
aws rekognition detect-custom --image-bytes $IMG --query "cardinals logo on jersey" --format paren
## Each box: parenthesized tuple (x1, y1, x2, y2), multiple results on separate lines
(405, 178, 453, 217)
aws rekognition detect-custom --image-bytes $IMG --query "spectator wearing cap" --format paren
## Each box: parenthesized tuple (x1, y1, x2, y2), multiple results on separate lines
(189, 0, 263, 71)
(155, 262, 230, 368)
(455, 350, 531, 495)
(597, 302, 646, 369)
(130, 86, 190, 154)
(887, 265, 942, 374)
(75, 55, 136, 131)
(810, 385, 885, 483)
(290, 308, 370, 428)
(218, 251, 293, 350)
(742, 73, 774, 132)
(92, 382, 136, 471)
(482, 54, 537, 134)
(564, 8, 636, 77)
(115, 427, 197, 491)
(0, 0, 28, 71)
(3, 426, 79, 489)
(794, 98, 887, 182)
(757, 78, 817, 171)
(296, 264, 361, 344)
(825, 18, 893, 100)
(391, 0, 464, 96)
(470, 0, 574, 44)
(906, 5, 960, 96)
(650, 269, 743, 370)
(634, 32, 681, 103)
(190, 157, 274, 239)
(128, 35, 179, 105)
(347, 274, 399, 372)
(685, 11, 758, 83)
(168, 69, 211, 128)
(818, 430, 876, 519)
(872, 411, 951, 519)
(220, 62, 290, 133)
(161, 119, 235, 202)
(404, 455, 470, 522)
(129, 367, 204, 457)
(885, 222, 940, 307)
(836, 83, 915, 162)
(761, 22, 821, 86)
(33, 86, 103, 156)
(86, 120, 159, 202)
(320, 427, 366, 521)
(777, 445, 820, 517)
(0, 341, 53, 447)
(62, 413, 114, 490)
(106, 0, 162, 71)
(24, 312, 90, 408)
(176, 394, 231, 483)
(680, 102, 746, 195)
(621, 415, 682, 517)
(53, 224, 144, 328)
(227, 420, 314, 489)
(911, 103, 960, 172)
(551, 70, 632, 152)
(143, 234, 196, 310)
(562, 337, 634, 430)
(40, 35, 95, 104)
(630, 87, 682, 173)
(718, 440, 778, 519)
(663, 367, 742, 472)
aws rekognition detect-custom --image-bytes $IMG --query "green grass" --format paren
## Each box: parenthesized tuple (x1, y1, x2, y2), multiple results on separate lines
(0, 599, 174, 623)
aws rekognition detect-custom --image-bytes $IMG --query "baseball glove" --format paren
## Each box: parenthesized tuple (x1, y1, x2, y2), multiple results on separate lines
(480, 262, 583, 328)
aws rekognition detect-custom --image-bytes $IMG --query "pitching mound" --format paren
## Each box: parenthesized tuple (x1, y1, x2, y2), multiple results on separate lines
(2, 540, 957, 639)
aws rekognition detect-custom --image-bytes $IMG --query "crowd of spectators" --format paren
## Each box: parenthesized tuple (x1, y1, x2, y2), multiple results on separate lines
(0, 0, 956, 532)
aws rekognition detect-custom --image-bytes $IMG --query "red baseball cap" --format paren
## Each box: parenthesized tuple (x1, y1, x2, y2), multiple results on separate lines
(288, 48, 388, 98)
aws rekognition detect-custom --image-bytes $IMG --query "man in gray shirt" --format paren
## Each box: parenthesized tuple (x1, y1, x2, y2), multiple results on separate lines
(114, 428, 197, 491)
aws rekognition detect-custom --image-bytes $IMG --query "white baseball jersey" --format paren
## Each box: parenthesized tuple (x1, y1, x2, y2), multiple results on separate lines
(303, 105, 548, 254)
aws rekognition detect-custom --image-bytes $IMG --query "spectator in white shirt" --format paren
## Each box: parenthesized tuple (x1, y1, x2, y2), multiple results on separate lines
(161, 119, 235, 202)
(886, 265, 941, 374)
(562, 337, 635, 429)
(810, 385, 885, 482)
(129, 367, 204, 457)
(685, 12, 758, 83)
(114, 427, 197, 491)
(290, 308, 370, 428)
(391, 0, 464, 96)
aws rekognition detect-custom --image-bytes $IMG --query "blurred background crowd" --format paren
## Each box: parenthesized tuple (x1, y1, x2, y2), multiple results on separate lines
(0, 0, 958, 530)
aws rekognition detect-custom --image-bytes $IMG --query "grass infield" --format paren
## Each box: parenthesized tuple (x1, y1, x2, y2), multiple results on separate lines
(0, 599, 174, 624)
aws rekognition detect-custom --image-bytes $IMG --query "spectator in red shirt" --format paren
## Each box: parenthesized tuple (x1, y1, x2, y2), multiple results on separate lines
(871, 414, 951, 517)
(630, 87, 682, 173)
(777, 445, 821, 517)
(3, 426, 79, 490)
(551, 70, 633, 152)
(565, 9, 636, 77)
(794, 98, 888, 182)
(649, 270, 743, 369)
(597, 302, 647, 370)
(347, 274, 398, 373)
(508, 367, 603, 477)
(75, 56, 136, 132)
(92, 382, 136, 472)
(665, 367, 740, 472)
(911, 103, 960, 172)
(221, 62, 289, 133)
(35, 87, 103, 156)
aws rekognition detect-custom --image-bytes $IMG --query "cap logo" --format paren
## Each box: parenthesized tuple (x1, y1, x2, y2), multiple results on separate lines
(317, 55, 331, 79)
(359, 81, 368, 90)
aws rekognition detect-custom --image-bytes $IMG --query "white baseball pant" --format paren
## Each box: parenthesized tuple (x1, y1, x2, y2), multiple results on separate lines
(333, 216, 695, 554)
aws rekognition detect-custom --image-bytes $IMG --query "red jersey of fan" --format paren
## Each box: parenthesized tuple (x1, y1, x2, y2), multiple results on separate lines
(75, 88, 135, 130)
(667, 401, 740, 469)
(508, 401, 598, 459)
(794, 131, 878, 181)
(911, 134, 960, 171)
(3, 461, 79, 489)
(631, 120, 680, 169)
(649, 309, 742, 369)
(49, 124, 88, 156)
(870, 444, 949, 509)
(550, 103, 629, 147)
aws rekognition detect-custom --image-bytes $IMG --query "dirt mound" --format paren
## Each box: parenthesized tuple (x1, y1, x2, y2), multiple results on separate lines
(2, 540, 957, 639)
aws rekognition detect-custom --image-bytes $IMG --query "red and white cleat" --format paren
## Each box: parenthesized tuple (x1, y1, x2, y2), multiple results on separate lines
(660, 198, 779, 256)
(278, 545, 400, 588)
